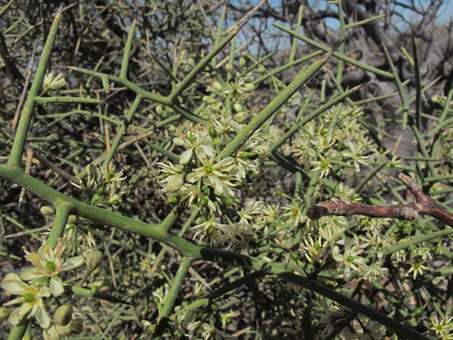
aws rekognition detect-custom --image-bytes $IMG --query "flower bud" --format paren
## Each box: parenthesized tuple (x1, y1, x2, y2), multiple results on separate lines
(54, 304, 73, 326)
(224, 197, 235, 206)
(199, 197, 208, 207)
(239, 57, 246, 68)
(56, 323, 72, 336)
(233, 103, 242, 112)
(40, 206, 55, 215)
(244, 83, 255, 91)
(167, 175, 184, 193)
(234, 112, 250, 124)
(225, 64, 233, 73)
(208, 126, 217, 138)
(155, 105, 163, 115)
(86, 250, 102, 271)
(212, 81, 222, 90)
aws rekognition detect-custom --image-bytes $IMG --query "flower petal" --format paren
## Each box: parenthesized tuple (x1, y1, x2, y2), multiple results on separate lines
(1, 273, 29, 294)
(180, 149, 193, 165)
(35, 300, 51, 329)
(50, 276, 64, 297)
(62, 256, 84, 271)
(20, 267, 44, 281)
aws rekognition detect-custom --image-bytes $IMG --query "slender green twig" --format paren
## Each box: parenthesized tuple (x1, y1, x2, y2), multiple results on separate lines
(47, 201, 73, 249)
(8, 7, 62, 168)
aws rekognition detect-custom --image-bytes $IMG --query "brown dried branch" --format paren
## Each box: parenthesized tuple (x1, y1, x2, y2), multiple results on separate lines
(307, 173, 453, 227)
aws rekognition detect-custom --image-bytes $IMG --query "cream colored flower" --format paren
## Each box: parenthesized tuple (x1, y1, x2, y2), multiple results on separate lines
(1, 273, 51, 328)
(21, 241, 83, 297)
(186, 155, 236, 195)
(173, 129, 214, 164)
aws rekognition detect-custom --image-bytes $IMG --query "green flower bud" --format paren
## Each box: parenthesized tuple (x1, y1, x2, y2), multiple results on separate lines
(225, 64, 233, 73)
(54, 304, 73, 326)
(257, 65, 266, 73)
(87, 250, 102, 271)
(56, 323, 72, 336)
(224, 197, 235, 206)
(199, 197, 208, 207)
(234, 112, 250, 124)
(212, 81, 222, 90)
(244, 83, 255, 91)
(167, 175, 184, 193)
(170, 195, 180, 203)
(40, 206, 55, 215)
(155, 105, 163, 115)
(411, 306, 424, 317)
(239, 57, 246, 68)
(208, 126, 217, 138)
(233, 103, 242, 112)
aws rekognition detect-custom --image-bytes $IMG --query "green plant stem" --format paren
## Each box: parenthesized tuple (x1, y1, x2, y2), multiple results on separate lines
(8, 7, 62, 168)
(273, 23, 393, 79)
(383, 228, 453, 256)
(169, 25, 240, 100)
(289, 5, 303, 63)
(220, 48, 336, 158)
(35, 96, 103, 104)
(104, 95, 142, 167)
(336, 0, 345, 84)
(7, 320, 28, 340)
(47, 201, 73, 249)
(120, 19, 136, 79)
(252, 51, 322, 85)
(153, 256, 193, 339)
(279, 272, 430, 340)
(269, 85, 360, 153)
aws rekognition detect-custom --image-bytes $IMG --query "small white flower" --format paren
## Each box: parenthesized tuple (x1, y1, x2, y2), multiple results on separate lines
(20, 241, 83, 297)
(186, 155, 236, 195)
(173, 130, 215, 164)
(1, 273, 51, 328)
(43, 73, 67, 91)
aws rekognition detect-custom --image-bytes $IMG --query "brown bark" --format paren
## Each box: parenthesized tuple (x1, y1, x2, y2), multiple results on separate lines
(307, 173, 453, 227)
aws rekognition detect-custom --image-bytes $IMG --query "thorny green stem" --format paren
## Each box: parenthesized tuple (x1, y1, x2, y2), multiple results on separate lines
(47, 201, 73, 249)
(220, 46, 338, 158)
(8, 7, 62, 168)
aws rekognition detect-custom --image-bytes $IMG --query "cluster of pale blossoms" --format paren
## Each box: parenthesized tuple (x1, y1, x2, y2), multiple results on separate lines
(158, 70, 286, 246)
(71, 165, 126, 208)
(289, 104, 375, 178)
(1, 240, 83, 339)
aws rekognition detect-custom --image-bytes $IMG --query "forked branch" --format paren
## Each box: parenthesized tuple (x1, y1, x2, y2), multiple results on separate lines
(307, 173, 453, 227)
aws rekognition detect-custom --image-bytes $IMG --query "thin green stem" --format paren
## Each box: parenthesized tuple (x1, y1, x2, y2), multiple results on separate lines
(269, 85, 361, 153)
(153, 256, 193, 339)
(221, 48, 337, 158)
(35, 96, 103, 104)
(104, 95, 142, 167)
(383, 228, 453, 256)
(273, 23, 393, 79)
(169, 26, 240, 101)
(47, 201, 73, 249)
(8, 7, 62, 168)
(120, 19, 136, 79)
(279, 272, 430, 340)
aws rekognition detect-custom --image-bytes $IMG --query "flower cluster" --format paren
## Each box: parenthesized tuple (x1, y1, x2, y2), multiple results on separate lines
(289, 104, 375, 178)
(71, 165, 126, 209)
(1, 240, 83, 337)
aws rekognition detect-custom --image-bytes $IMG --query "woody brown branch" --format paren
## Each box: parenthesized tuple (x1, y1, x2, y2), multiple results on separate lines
(307, 173, 453, 227)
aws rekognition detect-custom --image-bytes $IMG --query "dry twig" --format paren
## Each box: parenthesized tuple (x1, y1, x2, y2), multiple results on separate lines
(307, 173, 453, 227)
